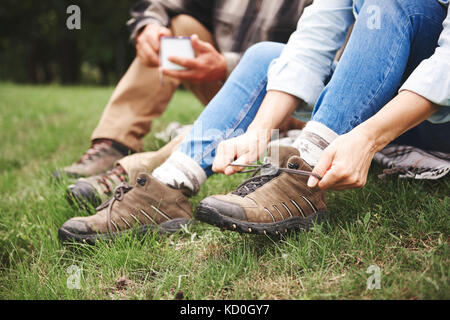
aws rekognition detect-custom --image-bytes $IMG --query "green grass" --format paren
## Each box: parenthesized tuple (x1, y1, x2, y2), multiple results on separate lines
(0, 82, 448, 300)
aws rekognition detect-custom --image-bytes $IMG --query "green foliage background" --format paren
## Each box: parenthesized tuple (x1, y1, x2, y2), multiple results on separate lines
(0, 0, 136, 84)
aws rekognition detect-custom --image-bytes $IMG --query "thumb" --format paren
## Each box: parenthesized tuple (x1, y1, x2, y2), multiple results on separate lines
(191, 34, 214, 53)
(158, 27, 172, 38)
(226, 153, 250, 175)
(307, 149, 333, 188)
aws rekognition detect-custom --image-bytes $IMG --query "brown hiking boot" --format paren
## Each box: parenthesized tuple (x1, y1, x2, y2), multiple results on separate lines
(58, 173, 192, 244)
(53, 139, 131, 179)
(196, 146, 328, 237)
(66, 134, 187, 208)
(67, 164, 129, 209)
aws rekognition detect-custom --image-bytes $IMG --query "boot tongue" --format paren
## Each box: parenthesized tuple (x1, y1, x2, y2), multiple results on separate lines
(231, 147, 301, 197)
(286, 155, 313, 172)
(265, 146, 300, 168)
(136, 172, 193, 197)
(172, 184, 193, 198)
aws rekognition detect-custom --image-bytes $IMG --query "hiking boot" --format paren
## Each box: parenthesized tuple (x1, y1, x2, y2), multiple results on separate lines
(67, 164, 128, 209)
(196, 146, 328, 237)
(58, 173, 192, 244)
(53, 139, 131, 179)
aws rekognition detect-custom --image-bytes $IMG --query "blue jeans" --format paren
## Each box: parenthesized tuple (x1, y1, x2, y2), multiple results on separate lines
(312, 0, 450, 152)
(178, 0, 449, 176)
(178, 42, 284, 176)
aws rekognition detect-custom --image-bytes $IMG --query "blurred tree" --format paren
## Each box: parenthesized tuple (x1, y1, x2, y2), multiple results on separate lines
(0, 0, 135, 84)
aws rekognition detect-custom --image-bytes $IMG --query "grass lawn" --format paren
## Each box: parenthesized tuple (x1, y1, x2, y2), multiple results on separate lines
(0, 82, 448, 300)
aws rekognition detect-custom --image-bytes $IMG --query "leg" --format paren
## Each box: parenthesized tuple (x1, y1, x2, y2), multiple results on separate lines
(91, 15, 218, 152)
(183, 42, 286, 174)
(90, 57, 179, 152)
(296, 0, 448, 166)
(57, 15, 219, 178)
(392, 121, 450, 153)
(59, 42, 294, 242)
(153, 41, 286, 192)
(117, 132, 187, 182)
(193, 0, 449, 236)
(67, 131, 189, 207)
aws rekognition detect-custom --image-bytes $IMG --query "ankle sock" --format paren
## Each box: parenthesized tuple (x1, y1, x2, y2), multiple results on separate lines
(292, 121, 338, 167)
(152, 151, 207, 194)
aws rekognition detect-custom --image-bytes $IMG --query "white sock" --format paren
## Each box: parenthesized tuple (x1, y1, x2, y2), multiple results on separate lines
(152, 151, 207, 194)
(292, 121, 338, 167)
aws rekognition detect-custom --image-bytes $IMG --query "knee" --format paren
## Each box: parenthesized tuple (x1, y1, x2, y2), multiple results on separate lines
(363, 0, 438, 18)
(171, 14, 212, 41)
(241, 42, 284, 66)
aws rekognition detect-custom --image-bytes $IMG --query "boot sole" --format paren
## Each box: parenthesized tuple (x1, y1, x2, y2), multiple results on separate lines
(58, 218, 191, 245)
(196, 203, 328, 237)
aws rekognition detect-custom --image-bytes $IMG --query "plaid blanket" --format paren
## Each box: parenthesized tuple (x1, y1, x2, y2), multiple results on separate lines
(373, 145, 450, 180)
(269, 131, 450, 181)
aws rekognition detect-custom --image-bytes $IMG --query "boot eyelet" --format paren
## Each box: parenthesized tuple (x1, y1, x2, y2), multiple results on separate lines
(288, 162, 299, 169)
(137, 176, 147, 186)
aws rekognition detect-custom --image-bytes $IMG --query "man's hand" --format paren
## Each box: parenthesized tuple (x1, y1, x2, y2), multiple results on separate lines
(212, 130, 271, 176)
(162, 34, 227, 83)
(136, 23, 172, 67)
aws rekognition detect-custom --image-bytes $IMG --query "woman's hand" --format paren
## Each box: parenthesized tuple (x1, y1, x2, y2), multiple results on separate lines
(212, 129, 271, 175)
(308, 91, 439, 191)
(212, 91, 301, 175)
(307, 129, 377, 190)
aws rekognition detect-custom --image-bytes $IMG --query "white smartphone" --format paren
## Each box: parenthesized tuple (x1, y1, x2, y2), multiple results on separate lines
(160, 36, 195, 70)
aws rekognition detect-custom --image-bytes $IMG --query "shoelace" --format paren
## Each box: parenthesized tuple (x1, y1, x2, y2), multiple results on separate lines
(231, 163, 322, 197)
(97, 165, 128, 195)
(96, 183, 133, 233)
(77, 141, 112, 164)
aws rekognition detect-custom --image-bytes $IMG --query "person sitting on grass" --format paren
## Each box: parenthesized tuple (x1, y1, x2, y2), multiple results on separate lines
(54, 0, 311, 181)
(58, 0, 449, 243)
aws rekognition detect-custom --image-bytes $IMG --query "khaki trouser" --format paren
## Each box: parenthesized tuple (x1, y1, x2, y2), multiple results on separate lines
(92, 15, 306, 179)
(91, 15, 223, 152)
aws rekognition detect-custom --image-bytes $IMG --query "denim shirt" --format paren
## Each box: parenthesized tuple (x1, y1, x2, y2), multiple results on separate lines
(267, 0, 450, 123)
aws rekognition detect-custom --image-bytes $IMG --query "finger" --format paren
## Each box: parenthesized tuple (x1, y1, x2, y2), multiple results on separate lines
(332, 183, 360, 191)
(136, 43, 151, 66)
(307, 149, 334, 188)
(167, 56, 199, 69)
(317, 166, 341, 190)
(154, 28, 172, 52)
(226, 153, 250, 175)
(139, 41, 159, 66)
(147, 29, 163, 52)
(247, 136, 261, 164)
(220, 141, 239, 174)
(330, 173, 367, 191)
(158, 27, 172, 39)
(213, 141, 237, 174)
(161, 68, 199, 81)
(191, 34, 215, 54)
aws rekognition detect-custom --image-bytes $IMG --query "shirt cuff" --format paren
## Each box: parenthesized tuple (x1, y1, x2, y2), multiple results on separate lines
(400, 58, 450, 124)
(400, 59, 450, 107)
(128, 17, 163, 43)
